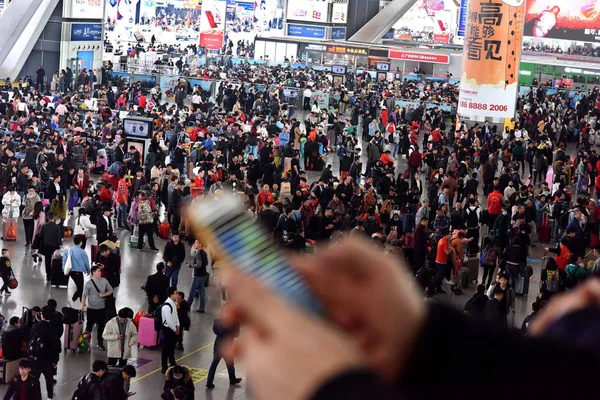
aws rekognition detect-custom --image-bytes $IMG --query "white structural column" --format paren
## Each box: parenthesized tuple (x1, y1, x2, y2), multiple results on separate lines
(348, 0, 418, 43)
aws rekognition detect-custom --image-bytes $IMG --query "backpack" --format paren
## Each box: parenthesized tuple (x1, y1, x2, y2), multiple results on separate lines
(138, 199, 154, 225)
(465, 206, 479, 228)
(482, 246, 497, 266)
(363, 215, 378, 236)
(71, 375, 92, 400)
(565, 266, 582, 289)
(546, 269, 560, 293)
(27, 332, 47, 361)
(153, 302, 173, 331)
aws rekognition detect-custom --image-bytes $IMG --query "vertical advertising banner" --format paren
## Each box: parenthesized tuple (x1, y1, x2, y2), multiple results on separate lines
(457, 0, 525, 118)
(200, 0, 227, 50)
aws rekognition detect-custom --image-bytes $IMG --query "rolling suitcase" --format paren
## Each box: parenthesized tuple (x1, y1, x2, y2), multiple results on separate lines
(458, 267, 470, 289)
(63, 311, 84, 353)
(137, 317, 158, 348)
(51, 255, 69, 287)
(2, 219, 16, 241)
(538, 215, 551, 242)
(467, 257, 479, 283)
(515, 274, 530, 296)
(0, 359, 19, 383)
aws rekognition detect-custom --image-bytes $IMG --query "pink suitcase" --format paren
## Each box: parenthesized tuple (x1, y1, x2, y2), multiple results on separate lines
(137, 317, 158, 348)
(64, 319, 84, 353)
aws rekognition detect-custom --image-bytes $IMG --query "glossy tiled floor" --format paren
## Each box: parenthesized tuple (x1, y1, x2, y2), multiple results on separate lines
(0, 121, 561, 400)
(0, 225, 250, 400)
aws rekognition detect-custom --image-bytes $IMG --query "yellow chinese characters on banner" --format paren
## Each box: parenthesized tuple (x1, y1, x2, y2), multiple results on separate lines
(457, 0, 525, 118)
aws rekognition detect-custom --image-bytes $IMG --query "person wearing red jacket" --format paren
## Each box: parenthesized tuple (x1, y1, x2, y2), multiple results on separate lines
(116, 175, 130, 230)
(379, 151, 394, 167)
(487, 188, 503, 226)
(380, 107, 388, 127)
(407, 145, 422, 177)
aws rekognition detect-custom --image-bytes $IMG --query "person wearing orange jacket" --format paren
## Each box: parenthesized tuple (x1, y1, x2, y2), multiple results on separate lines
(379, 150, 394, 168)
(117, 174, 130, 230)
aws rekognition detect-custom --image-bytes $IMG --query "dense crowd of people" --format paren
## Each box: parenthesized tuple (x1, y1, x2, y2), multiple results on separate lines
(0, 57, 598, 399)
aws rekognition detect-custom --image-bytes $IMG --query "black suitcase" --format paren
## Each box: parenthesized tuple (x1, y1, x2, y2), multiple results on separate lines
(62, 307, 80, 325)
(51, 259, 69, 287)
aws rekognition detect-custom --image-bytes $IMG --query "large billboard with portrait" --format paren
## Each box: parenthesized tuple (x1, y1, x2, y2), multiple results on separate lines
(524, 0, 600, 42)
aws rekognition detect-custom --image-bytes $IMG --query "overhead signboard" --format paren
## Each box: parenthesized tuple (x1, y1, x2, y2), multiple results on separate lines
(388, 50, 450, 64)
(70, 0, 104, 19)
(287, 24, 326, 39)
(331, 2, 348, 23)
(71, 23, 103, 41)
(458, 0, 525, 118)
(458, 0, 469, 36)
(325, 45, 368, 56)
(331, 27, 346, 40)
(524, 0, 600, 42)
(200, 0, 227, 50)
(286, 0, 329, 23)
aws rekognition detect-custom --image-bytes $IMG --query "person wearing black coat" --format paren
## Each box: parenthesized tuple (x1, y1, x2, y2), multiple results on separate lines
(2, 359, 42, 400)
(96, 207, 114, 244)
(206, 318, 242, 389)
(464, 284, 489, 320)
(484, 286, 507, 328)
(2, 317, 26, 360)
(39, 212, 63, 281)
(102, 365, 136, 400)
(163, 233, 186, 289)
(176, 292, 191, 351)
(144, 263, 170, 314)
(28, 307, 61, 400)
(162, 365, 195, 400)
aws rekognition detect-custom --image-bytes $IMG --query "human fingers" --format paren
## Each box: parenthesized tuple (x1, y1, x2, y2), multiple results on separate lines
(222, 268, 293, 336)
(529, 278, 600, 336)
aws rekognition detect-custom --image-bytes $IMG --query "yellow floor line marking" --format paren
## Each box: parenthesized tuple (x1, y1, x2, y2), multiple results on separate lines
(132, 341, 214, 383)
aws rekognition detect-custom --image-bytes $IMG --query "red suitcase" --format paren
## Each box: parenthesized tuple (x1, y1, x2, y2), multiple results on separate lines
(159, 221, 170, 240)
(63, 312, 84, 353)
(137, 316, 158, 348)
(538, 216, 551, 242)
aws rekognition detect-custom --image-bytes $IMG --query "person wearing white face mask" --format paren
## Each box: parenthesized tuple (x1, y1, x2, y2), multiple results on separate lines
(162, 365, 195, 400)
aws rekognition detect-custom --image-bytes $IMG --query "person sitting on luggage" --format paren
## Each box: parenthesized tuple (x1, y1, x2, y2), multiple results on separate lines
(100, 364, 137, 400)
(0, 248, 14, 295)
(2, 358, 42, 400)
(162, 365, 195, 400)
(102, 308, 138, 367)
(2, 316, 26, 360)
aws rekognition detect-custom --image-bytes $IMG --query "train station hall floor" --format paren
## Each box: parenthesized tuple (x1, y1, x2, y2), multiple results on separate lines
(0, 146, 554, 400)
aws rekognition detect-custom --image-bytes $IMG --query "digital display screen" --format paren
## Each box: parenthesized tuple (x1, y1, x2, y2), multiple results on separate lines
(123, 118, 152, 138)
(331, 65, 347, 75)
(524, 0, 600, 42)
(376, 62, 390, 72)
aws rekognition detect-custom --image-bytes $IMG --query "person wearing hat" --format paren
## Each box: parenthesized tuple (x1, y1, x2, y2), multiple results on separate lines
(102, 308, 138, 367)
(2, 358, 42, 400)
